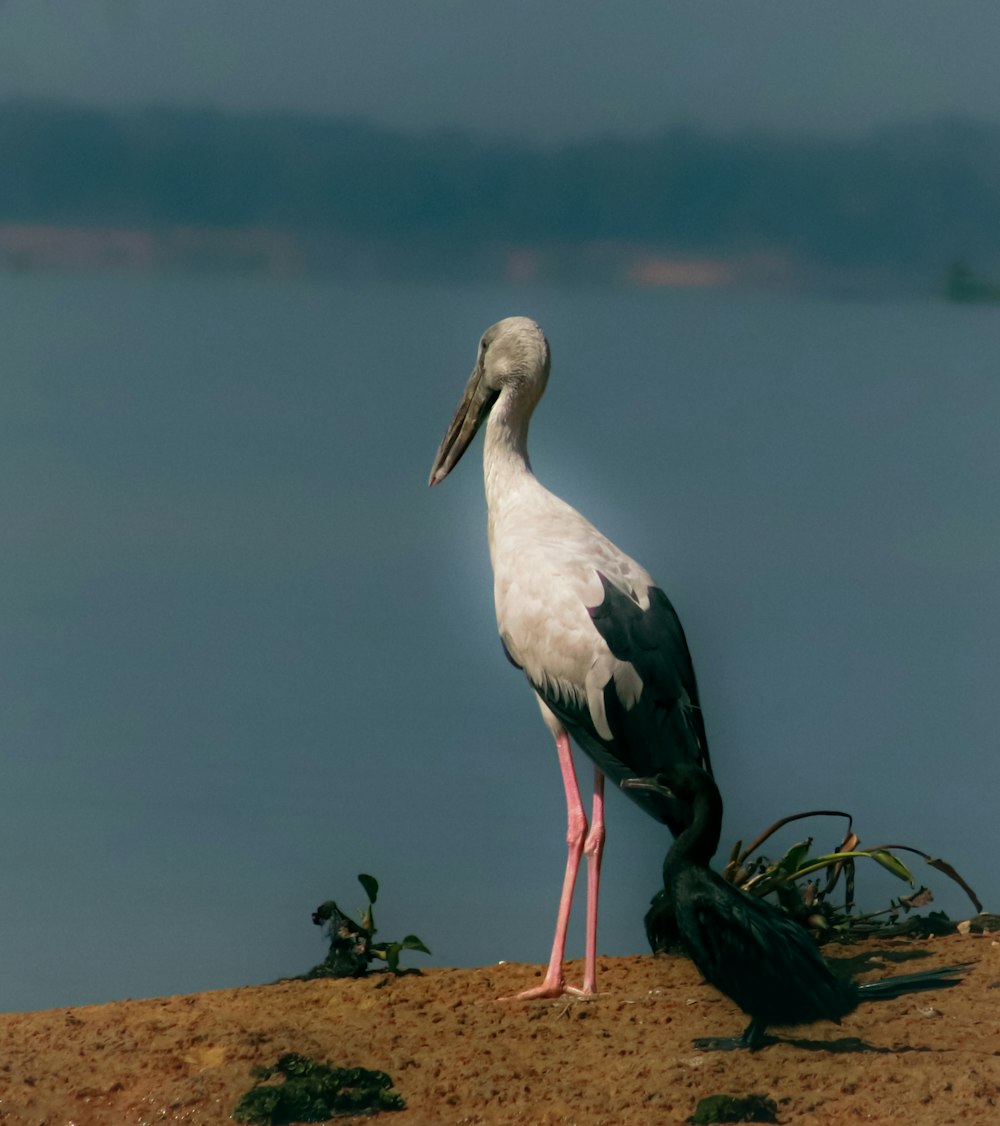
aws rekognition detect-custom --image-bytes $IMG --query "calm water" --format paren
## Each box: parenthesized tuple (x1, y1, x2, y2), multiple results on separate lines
(2, 272, 998, 1012)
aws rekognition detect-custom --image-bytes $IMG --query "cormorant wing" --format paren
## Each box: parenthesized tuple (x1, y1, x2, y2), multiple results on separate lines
(677, 873, 852, 1029)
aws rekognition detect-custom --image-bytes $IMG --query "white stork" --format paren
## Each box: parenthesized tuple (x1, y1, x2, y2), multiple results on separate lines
(429, 317, 711, 999)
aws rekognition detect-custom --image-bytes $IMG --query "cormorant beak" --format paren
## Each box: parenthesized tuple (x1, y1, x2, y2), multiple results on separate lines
(620, 774, 676, 800)
(428, 363, 499, 486)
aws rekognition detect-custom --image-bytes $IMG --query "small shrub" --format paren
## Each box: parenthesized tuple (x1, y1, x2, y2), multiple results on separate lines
(300, 874, 430, 979)
(648, 809, 982, 952)
(721, 808, 982, 941)
(233, 1053, 404, 1124)
(688, 1093, 778, 1124)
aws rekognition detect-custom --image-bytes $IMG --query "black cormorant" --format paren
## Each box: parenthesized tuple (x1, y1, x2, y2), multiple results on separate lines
(623, 763, 968, 1049)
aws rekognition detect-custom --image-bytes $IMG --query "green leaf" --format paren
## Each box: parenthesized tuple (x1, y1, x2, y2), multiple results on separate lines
(399, 935, 431, 955)
(740, 871, 775, 896)
(783, 849, 914, 885)
(868, 845, 984, 914)
(867, 848, 915, 884)
(775, 838, 814, 877)
(358, 874, 379, 904)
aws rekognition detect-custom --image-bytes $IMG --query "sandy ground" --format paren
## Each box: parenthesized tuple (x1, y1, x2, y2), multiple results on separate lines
(0, 931, 998, 1125)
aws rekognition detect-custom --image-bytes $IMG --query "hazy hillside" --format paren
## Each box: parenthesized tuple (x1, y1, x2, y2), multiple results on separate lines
(2, 100, 998, 288)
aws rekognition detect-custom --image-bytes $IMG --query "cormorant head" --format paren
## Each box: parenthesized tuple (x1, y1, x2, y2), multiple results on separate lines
(621, 759, 716, 806)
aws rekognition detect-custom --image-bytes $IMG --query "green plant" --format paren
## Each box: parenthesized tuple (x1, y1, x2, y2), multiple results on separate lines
(301, 874, 430, 979)
(233, 1053, 404, 1124)
(688, 1093, 778, 1124)
(721, 808, 982, 940)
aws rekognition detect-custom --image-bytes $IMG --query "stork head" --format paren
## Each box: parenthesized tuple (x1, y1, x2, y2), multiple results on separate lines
(428, 317, 550, 486)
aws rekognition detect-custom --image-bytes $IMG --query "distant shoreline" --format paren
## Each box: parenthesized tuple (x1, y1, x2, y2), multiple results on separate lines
(0, 222, 938, 297)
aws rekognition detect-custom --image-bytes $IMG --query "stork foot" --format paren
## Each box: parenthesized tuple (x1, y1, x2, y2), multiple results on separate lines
(564, 983, 598, 999)
(499, 979, 597, 1001)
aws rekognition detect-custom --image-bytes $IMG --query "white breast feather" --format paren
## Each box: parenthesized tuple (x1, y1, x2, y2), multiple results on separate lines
(490, 480, 651, 741)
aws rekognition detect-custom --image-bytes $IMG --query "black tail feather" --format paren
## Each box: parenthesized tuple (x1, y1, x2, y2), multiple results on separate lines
(856, 963, 970, 1001)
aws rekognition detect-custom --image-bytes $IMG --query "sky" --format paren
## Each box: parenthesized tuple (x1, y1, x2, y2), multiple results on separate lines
(1, 1, 1000, 140)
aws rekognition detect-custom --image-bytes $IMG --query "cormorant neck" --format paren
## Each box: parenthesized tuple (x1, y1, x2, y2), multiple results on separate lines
(665, 770, 724, 871)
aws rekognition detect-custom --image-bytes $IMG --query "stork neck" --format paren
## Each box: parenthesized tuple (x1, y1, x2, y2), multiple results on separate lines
(482, 386, 537, 507)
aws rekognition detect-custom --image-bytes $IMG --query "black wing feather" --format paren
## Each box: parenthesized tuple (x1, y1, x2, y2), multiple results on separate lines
(672, 867, 856, 1029)
(528, 572, 711, 834)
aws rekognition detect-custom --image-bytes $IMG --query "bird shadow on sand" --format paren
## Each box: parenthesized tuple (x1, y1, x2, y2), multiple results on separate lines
(774, 1035, 938, 1054)
(825, 947, 934, 978)
(695, 1033, 936, 1055)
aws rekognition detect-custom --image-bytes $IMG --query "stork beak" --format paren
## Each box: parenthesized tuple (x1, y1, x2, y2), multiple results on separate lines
(620, 774, 675, 800)
(428, 364, 499, 486)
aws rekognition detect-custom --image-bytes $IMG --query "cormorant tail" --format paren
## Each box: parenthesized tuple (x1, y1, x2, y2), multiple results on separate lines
(856, 963, 969, 1001)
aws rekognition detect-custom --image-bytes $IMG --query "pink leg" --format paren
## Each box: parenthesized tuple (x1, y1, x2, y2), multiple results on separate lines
(501, 730, 587, 1000)
(576, 768, 605, 996)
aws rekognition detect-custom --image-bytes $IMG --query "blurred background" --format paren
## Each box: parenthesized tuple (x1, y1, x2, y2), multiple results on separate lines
(1, 0, 998, 1013)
